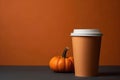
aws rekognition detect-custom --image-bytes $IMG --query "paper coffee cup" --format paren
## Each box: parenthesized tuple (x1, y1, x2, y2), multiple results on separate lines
(71, 29, 102, 77)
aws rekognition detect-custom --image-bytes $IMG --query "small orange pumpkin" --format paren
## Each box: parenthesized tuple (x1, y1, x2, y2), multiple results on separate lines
(49, 47, 74, 72)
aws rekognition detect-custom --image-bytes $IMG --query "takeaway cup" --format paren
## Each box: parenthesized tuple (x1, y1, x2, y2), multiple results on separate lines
(71, 29, 102, 77)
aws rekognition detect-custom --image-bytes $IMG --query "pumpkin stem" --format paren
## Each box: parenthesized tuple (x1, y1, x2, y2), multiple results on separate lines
(62, 47, 69, 58)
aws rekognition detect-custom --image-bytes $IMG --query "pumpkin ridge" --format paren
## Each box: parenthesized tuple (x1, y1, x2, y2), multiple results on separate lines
(63, 58, 65, 72)
(68, 57, 74, 72)
(49, 57, 57, 71)
(65, 58, 69, 72)
(56, 56, 60, 72)
(69, 59, 73, 72)
(64, 58, 66, 72)
(51, 57, 59, 72)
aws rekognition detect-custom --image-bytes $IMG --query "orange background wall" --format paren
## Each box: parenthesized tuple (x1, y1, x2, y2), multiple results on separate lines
(0, 0, 120, 66)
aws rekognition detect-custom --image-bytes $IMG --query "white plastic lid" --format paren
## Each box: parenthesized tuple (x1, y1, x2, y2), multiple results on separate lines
(70, 29, 102, 36)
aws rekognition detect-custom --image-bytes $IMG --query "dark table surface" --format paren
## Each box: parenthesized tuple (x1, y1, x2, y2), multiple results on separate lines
(0, 66, 120, 80)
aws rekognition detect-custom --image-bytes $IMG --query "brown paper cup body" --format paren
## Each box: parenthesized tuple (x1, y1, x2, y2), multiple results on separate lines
(72, 36, 101, 77)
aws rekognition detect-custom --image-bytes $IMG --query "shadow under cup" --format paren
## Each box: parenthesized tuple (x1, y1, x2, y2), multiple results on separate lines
(71, 29, 102, 77)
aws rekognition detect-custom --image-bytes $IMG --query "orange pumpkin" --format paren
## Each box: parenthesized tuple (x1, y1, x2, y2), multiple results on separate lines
(49, 47, 74, 72)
